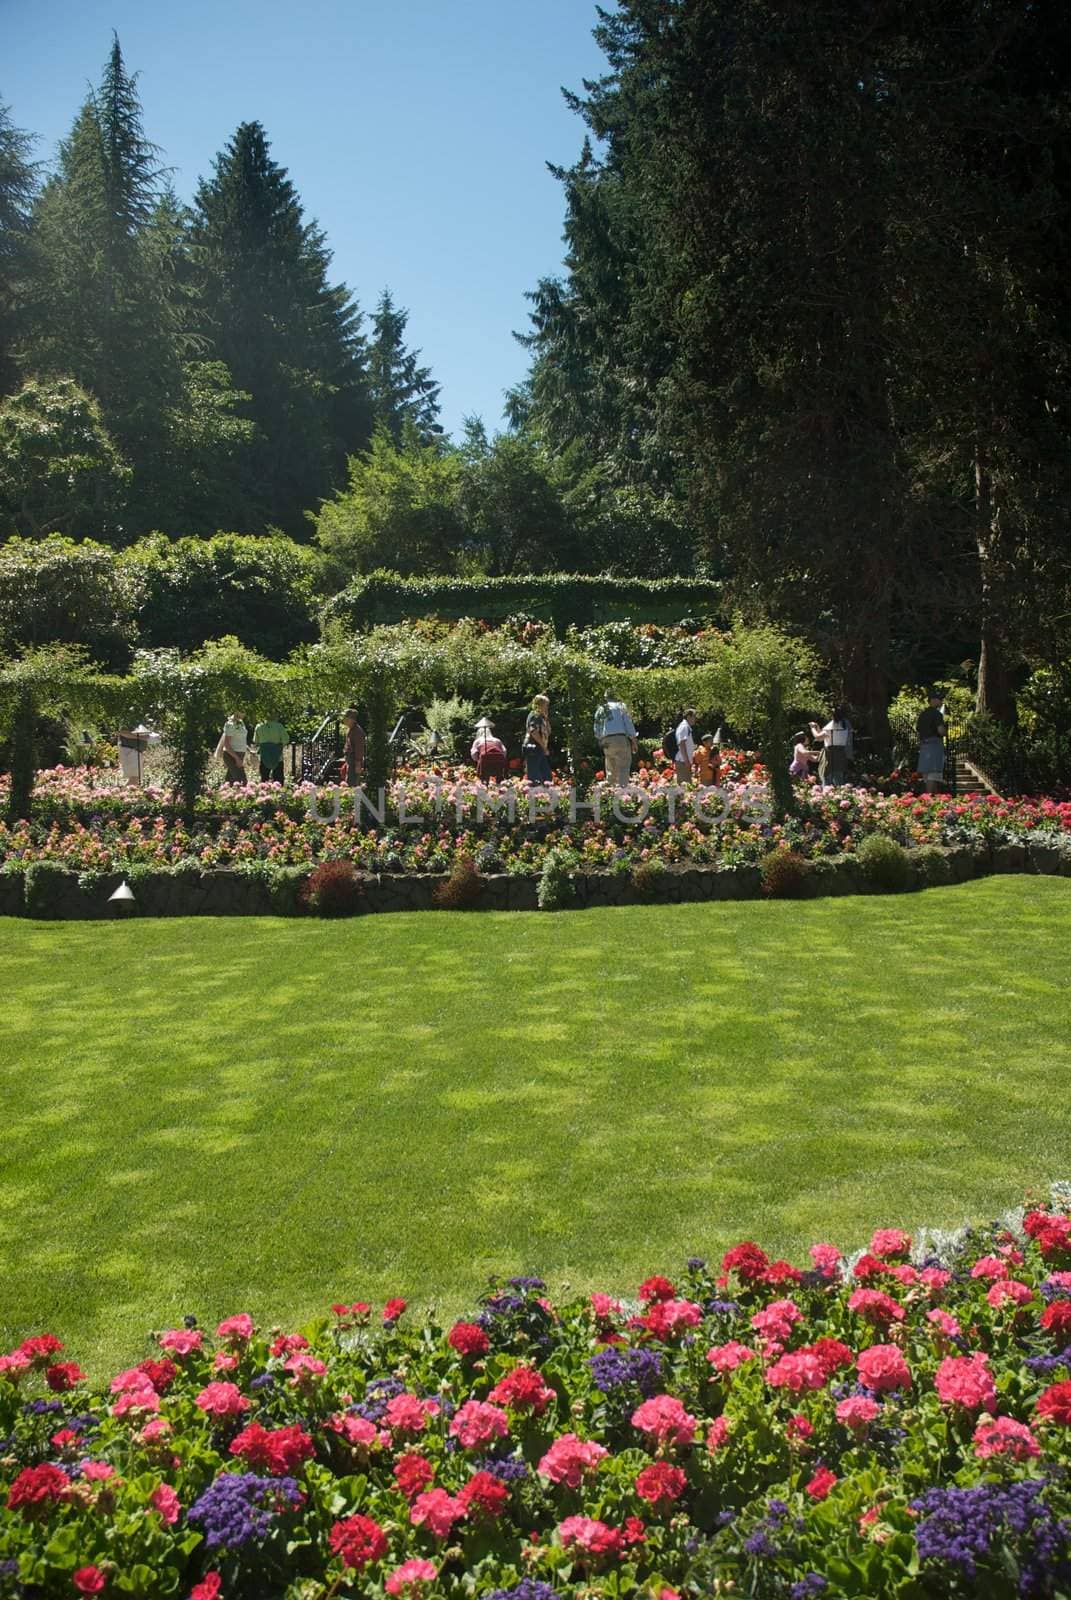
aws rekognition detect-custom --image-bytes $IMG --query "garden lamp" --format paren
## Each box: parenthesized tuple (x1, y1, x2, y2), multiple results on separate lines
(109, 879, 135, 904)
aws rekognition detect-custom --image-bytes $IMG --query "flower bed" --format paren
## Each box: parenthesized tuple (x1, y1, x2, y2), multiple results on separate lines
(3, 1196, 1071, 1597)
(1, 765, 1069, 886)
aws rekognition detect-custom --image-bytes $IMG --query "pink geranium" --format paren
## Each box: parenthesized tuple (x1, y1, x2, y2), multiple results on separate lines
(158, 1329, 203, 1357)
(284, 1353, 328, 1385)
(706, 1416, 730, 1453)
(410, 1488, 465, 1537)
(856, 1344, 911, 1392)
(847, 1288, 905, 1327)
(384, 1394, 432, 1435)
(809, 1243, 842, 1275)
(539, 1433, 608, 1487)
(151, 1484, 181, 1524)
(987, 1279, 1033, 1310)
(558, 1515, 623, 1557)
(215, 1313, 255, 1343)
(970, 1255, 1008, 1282)
(836, 1396, 881, 1432)
(194, 1381, 249, 1418)
(869, 1228, 911, 1260)
(631, 1394, 698, 1447)
(750, 1299, 803, 1344)
(927, 1309, 962, 1339)
(449, 1400, 509, 1449)
(935, 1354, 997, 1412)
(386, 1559, 438, 1595)
(765, 1349, 829, 1394)
(973, 1416, 1040, 1460)
(707, 1341, 756, 1374)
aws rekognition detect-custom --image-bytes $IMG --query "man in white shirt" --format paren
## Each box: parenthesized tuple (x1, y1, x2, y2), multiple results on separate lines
(674, 708, 697, 785)
(594, 697, 638, 787)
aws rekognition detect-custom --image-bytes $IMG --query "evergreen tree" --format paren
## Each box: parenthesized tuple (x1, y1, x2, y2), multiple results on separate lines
(367, 289, 442, 444)
(190, 120, 370, 535)
(0, 100, 37, 393)
(22, 38, 188, 530)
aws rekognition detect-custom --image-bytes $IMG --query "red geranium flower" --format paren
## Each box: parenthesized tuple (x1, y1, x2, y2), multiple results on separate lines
(329, 1513, 389, 1569)
(1036, 1381, 1071, 1426)
(635, 1462, 686, 1506)
(448, 1321, 489, 1357)
(72, 1568, 107, 1594)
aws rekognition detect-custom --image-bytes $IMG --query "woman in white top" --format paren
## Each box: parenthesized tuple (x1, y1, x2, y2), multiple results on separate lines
(216, 713, 248, 785)
(809, 707, 852, 787)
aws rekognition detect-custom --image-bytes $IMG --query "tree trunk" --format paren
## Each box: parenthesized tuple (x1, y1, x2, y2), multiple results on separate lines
(842, 613, 891, 763)
(974, 449, 1015, 722)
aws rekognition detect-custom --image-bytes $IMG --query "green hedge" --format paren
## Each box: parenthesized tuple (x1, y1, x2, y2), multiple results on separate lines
(323, 571, 726, 633)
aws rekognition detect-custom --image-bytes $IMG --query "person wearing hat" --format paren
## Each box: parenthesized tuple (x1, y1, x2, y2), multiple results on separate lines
(915, 690, 947, 793)
(116, 723, 157, 786)
(674, 708, 698, 786)
(471, 717, 507, 781)
(342, 707, 365, 785)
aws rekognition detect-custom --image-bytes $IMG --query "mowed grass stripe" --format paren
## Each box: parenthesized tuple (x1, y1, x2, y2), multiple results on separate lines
(1, 877, 1069, 1375)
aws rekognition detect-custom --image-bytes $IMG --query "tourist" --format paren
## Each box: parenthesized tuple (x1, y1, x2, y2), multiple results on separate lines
(810, 707, 852, 787)
(523, 693, 552, 784)
(789, 731, 817, 780)
(593, 695, 638, 787)
(916, 689, 947, 794)
(342, 707, 365, 785)
(471, 718, 508, 781)
(252, 714, 288, 784)
(674, 708, 697, 786)
(216, 713, 248, 785)
(693, 734, 719, 786)
(116, 723, 156, 786)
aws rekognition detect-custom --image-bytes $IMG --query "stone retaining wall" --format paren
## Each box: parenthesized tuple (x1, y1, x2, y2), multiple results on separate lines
(1, 839, 1068, 920)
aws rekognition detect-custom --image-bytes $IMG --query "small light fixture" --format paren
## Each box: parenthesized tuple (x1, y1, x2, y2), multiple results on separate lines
(109, 880, 135, 903)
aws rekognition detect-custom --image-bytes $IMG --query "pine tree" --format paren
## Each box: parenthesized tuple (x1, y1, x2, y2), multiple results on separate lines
(367, 290, 442, 445)
(0, 100, 37, 393)
(190, 120, 370, 534)
(23, 37, 187, 521)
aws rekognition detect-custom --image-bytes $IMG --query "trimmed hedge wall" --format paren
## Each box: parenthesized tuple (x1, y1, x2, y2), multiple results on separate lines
(322, 571, 727, 633)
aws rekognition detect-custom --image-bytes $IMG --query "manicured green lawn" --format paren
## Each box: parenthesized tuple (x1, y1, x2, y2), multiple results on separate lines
(2, 878, 1070, 1376)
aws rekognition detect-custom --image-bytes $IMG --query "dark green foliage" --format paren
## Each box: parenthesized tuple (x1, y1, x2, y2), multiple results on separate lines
(457, 424, 579, 574)
(0, 381, 132, 543)
(760, 848, 808, 901)
(313, 426, 464, 580)
(128, 533, 321, 657)
(325, 571, 726, 633)
(367, 290, 442, 445)
(913, 845, 953, 889)
(0, 101, 37, 392)
(856, 834, 912, 894)
(189, 121, 370, 535)
(537, 846, 577, 910)
(0, 535, 141, 667)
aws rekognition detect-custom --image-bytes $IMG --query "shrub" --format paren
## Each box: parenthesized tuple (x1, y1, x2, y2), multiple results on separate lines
(630, 857, 667, 896)
(537, 846, 576, 910)
(433, 855, 484, 909)
(856, 832, 912, 892)
(760, 846, 808, 899)
(913, 844, 953, 888)
(302, 860, 364, 917)
(23, 861, 74, 918)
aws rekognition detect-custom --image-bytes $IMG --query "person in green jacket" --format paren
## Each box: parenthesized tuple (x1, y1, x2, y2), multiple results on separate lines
(252, 716, 288, 783)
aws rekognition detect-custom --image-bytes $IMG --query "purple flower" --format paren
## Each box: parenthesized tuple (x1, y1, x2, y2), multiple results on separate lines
(913, 1480, 1071, 1595)
(188, 1472, 302, 1551)
(589, 1346, 663, 1396)
(486, 1585, 561, 1600)
(790, 1579, 828, 1600)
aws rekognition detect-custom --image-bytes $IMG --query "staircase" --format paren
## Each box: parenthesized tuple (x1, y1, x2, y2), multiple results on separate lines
(953, 752, 999, 798)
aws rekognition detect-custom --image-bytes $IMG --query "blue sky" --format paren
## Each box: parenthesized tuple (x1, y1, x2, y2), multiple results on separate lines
(7, 0, 609, 438)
